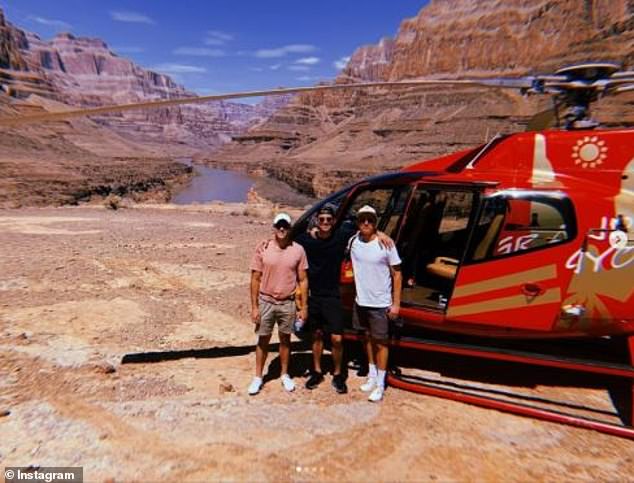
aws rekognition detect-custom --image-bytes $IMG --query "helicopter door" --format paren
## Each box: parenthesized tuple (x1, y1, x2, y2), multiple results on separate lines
(449, 191, 577, 331)
(398, 186, 477, 310)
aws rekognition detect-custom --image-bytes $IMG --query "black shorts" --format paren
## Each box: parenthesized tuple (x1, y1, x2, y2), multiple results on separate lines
(308, 295, 344, 335)
(352, 303, 389, 340)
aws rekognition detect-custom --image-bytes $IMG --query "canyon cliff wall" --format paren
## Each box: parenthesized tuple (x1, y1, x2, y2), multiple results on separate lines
(0, 8, 288, 206)
(0, 9, 275, 156)
(207, 0, 634, 197)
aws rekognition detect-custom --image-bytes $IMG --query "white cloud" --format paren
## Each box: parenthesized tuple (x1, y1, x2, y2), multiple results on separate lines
(27, 15, 71, 30)
(150, 63, 207, 74)
(269, 64, 282, 71)
(173, 47, 225, 57)
(110, 11, 155, 25)
(295, 57, 320, 65)
(112, 46, 145, 54)
(205, 30, 234, 45)
(296, 76, 320, 82)
(288, 65, 309, 72)
(333, 56, 351, 70)
(255, 44, 317, 59)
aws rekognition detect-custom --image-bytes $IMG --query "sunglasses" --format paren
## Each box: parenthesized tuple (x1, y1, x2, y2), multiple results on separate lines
(318, 216, 333, 223)
(357, 216, 376, 225)
(274, 223, 290, 230)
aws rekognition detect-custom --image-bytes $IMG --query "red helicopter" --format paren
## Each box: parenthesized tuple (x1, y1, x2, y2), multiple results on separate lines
(2, 61, 633, 438)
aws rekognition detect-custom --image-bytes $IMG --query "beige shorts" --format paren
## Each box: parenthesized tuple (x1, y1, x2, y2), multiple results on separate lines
(257, 297, 296, 336)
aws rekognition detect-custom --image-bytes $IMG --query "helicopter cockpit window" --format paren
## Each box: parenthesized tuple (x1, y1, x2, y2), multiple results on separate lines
(467, 193, 576, 262)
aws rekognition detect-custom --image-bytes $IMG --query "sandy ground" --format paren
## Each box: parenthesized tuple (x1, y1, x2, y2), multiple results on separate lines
(0, 204, 633, 482)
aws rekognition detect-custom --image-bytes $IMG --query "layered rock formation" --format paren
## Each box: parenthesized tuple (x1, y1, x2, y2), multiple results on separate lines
(0, 8, 27, 70)
(17, 30, 265, 155)
(207, 0, 634, 198)
(0, 10, 59, 99)
(0, 92, 192, 207)
(0, 8, 283, 156)
(0, 7, 289, 206)
(0, 10, 190, 206)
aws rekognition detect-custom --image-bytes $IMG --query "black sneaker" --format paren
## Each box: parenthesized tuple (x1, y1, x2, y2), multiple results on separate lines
(305, 372, 324, 390)
(331, 374, 348, 394)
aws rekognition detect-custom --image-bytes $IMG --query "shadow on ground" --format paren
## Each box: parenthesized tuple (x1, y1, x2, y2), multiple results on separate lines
(121, 334, 632, 427)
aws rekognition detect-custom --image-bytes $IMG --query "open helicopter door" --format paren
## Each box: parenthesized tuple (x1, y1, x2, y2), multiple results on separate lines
(331, 179, 482, 313)
(446, 190, 578, 332)
(397, 183, 480, 311)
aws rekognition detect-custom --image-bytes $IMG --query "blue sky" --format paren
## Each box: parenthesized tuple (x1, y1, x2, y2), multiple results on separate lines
(1, 0, 428, 97)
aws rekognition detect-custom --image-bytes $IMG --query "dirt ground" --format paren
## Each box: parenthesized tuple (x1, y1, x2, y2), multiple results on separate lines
(1, 204, 633, 482)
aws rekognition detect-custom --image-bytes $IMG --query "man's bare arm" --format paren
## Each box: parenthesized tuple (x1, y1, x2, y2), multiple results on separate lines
(389, 264, 402, 319)
(250, 270, 262, 323)
(297, 268, 309, 320)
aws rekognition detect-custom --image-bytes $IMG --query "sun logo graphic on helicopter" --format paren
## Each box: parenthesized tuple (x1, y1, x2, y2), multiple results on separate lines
(572, 136, 608, 168)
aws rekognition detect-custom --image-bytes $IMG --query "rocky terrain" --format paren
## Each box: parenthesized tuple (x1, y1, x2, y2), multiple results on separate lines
(19, 30, 290, 155)
(0, 7, 292, 207)
(0, 92, 192, 208)
(1, 204, 633, 481)
(1, 3, 633, 479)
(206, 0, 634, 198)
(3, 1, 634, 206)
(0, 7, 280, 155)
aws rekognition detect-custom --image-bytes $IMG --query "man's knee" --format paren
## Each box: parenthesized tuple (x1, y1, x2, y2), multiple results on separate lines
(371, 337, 389, 347)
(331, 334, 343, 346)
(257, 335, 272, 347)
(278, 332, 291, 344)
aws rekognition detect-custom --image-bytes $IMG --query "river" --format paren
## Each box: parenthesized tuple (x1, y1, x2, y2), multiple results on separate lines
(170, 162, 316, 207)
(171, 164, 257, 204)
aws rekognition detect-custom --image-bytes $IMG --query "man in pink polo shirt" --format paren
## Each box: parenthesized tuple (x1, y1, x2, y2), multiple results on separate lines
(248, 212, 308, 395)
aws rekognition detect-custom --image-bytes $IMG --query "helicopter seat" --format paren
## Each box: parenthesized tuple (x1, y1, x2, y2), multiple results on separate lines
(426, 256, 459, 280)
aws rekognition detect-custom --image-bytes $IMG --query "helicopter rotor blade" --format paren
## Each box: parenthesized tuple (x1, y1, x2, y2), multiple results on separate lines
(1, 64, 631, 127)
(605, 78, 634, 85)
(0, 78, 534, 127)
(615, 84, 634, 94)
(610, 70, 634, 79)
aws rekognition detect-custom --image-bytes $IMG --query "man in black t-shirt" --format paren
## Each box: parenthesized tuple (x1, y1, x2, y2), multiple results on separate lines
(296, 204, 393, 394)
(296, 205, 352, 393)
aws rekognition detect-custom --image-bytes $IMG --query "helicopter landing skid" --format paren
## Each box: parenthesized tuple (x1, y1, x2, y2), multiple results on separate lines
(344, 333, 634, 439)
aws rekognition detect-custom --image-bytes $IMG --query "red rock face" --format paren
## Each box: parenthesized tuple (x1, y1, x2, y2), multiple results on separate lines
(208, 0, 634, 197)
(0, 8, 273, 155)
(24, 31, 185, 100)
(0, 7, 292, 206)
(0, 9, 28, 70)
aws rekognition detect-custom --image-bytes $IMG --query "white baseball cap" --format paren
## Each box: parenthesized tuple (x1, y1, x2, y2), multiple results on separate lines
(357, 205, 377, 217)
(273, 212, 292, 226)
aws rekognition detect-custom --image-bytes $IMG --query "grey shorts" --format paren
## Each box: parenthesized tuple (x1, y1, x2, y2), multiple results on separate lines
(257, 296, 296, 336)
(352, 303, 390, 340)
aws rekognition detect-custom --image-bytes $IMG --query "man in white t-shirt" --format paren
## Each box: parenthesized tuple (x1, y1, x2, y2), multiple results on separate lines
(350, 205, 402, 402)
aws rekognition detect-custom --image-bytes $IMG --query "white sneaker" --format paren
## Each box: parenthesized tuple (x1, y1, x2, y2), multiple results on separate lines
(281, 374, 295, 392)
(368, 386, 384, 402)
(248, 377, 263, 395)
(360, 377, 377, 392)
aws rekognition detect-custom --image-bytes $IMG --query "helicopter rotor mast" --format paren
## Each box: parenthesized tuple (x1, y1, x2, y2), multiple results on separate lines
(0, 62, 633, 129)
